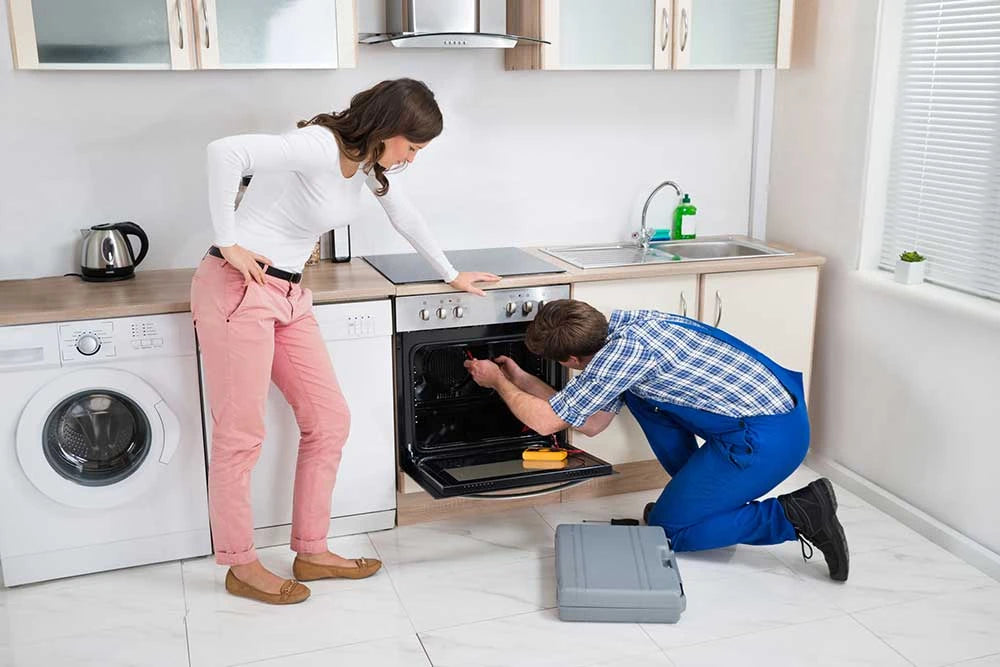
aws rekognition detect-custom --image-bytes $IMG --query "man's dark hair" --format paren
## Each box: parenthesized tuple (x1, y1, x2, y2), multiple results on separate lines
(525, 299, 608, 362)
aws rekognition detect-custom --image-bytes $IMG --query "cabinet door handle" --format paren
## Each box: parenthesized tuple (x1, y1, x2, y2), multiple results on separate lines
(679, 291, 687, 317)
(201, 0, 211, 49)
(680, 7, 689, 53)
(714, 290, 723, 327)
(660, 6, 670, 52)
(175, 0, 185, 49)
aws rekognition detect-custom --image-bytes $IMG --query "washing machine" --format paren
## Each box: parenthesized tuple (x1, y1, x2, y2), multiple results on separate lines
(0, 313, 212, 586)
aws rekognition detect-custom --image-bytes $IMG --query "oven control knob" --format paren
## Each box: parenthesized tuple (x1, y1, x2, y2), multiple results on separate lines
(453, 306, 465, 319)
(76, 334, 101, 356)
(436, 307, 449, 320)
(419, 309, 431, 321)
(522, 301, 534, 315)
(505, 301, 518, 316)
(537, 300, 546, 310)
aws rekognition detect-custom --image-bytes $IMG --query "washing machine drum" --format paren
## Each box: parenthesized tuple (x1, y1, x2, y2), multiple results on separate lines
(44, 390, 151, 487)
(16, 369, 180, 509)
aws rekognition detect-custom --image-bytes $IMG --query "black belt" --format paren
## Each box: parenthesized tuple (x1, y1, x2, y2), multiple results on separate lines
(207, 246, 302, 284)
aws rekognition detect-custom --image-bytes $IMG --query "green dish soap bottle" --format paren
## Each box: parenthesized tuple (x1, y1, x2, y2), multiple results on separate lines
(672, 194, 697, 240)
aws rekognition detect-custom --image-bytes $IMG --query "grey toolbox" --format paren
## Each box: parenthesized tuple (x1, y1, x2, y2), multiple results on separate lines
(555, 523, 685, 623)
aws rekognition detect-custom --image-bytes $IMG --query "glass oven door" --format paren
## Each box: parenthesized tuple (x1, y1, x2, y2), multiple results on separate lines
(406, 443, 612, 498)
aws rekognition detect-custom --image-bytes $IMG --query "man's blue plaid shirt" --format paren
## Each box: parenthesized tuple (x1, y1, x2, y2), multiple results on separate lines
(549, 310, 795, 427)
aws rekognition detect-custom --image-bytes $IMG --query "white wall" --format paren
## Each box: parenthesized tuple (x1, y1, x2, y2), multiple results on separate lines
(768, 0, 1000, 555)
(0, 0, 757, 280)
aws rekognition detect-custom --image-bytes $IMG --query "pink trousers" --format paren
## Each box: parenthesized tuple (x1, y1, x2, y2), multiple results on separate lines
(191, 255, 350, 565)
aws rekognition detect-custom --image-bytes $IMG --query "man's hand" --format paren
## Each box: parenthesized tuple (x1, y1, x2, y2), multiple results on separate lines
(464, 358, 504, 389)
(494, 355, 526, 385)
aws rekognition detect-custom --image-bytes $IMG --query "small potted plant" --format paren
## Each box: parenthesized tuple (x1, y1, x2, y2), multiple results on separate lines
(894, 250, 926, 285)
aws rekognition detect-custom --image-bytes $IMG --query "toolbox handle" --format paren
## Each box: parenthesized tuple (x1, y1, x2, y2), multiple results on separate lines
(659, 546, 675, 569)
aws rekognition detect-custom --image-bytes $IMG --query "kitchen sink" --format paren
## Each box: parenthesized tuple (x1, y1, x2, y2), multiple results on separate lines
(541, 238, 791, 269)
(539, 244, 683, 270)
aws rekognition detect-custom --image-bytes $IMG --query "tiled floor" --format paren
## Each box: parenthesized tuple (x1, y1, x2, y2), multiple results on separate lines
(1, 465, 998, 667)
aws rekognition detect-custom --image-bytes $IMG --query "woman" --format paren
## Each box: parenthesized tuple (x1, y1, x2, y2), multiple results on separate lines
(191, 78, 499, 604)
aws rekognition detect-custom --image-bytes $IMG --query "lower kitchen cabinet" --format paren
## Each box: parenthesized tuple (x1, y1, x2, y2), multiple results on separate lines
(699, 267, 819, 399)
(570, 275, 698, 464)
(568, 267, 819, 466)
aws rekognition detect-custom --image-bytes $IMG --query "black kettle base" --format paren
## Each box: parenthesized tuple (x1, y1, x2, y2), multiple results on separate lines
(80, 268, 135, 282)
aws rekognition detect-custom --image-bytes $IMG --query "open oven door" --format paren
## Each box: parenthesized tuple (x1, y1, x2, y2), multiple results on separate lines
(403, 441, 613, 499)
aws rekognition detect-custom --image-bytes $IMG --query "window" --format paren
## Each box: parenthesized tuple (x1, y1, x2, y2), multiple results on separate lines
(879, 0, 1000, 300)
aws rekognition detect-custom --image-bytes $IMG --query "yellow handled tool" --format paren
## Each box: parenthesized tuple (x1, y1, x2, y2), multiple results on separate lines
(522, 459, 568, 470)
(522, 446, 569, 461)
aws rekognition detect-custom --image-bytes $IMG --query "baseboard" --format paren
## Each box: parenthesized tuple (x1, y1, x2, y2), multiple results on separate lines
(397, 460, 668, 526)
(807, 454, 1000, 582)
(253, 510, 396, 549)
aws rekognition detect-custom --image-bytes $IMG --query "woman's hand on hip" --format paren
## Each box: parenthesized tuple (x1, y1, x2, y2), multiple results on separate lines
(448, 271, 501, 297)
(218, 244, 273, 286)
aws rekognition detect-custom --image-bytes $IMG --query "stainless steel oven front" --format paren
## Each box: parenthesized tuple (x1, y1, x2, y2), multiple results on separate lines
(394, 285, 612, 498)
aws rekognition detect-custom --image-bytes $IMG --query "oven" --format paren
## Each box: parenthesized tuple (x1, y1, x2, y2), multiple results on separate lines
(395, 285, 612, 498)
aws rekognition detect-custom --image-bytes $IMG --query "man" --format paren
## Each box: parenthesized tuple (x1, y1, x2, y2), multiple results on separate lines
(464, 300, 849, 581)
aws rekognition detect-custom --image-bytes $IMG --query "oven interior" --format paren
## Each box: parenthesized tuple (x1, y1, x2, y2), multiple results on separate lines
(409, 337, 564, 453)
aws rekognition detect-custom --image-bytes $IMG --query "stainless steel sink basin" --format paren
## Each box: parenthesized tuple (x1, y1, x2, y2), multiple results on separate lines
(539, 243, 682, 270)
(542, 237, 791, 269)
(650, 239, 791, 260)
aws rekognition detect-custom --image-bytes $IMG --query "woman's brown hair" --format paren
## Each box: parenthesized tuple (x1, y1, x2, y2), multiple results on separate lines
(525, 300, 609, 362)
(298, 78, 443, 196)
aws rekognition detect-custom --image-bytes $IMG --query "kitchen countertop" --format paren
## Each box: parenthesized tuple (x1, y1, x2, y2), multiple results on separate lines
(0, 258, 396, 326)
(391, 237, 826, 296)
(0, 237, 825, 326)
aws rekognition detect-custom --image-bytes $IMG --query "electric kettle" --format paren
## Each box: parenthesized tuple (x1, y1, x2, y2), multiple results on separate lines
(79, 222, 149, 282)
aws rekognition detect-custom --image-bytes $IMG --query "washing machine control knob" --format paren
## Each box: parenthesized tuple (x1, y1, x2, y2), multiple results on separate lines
(76, 334, 101, 356)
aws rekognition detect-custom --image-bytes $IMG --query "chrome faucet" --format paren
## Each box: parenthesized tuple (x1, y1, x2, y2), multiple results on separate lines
(634, 180, 682, 249)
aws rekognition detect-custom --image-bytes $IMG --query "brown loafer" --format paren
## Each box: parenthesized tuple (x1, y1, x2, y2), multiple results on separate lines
(292, 556, 383, 582)
(224, 569, 311, 605)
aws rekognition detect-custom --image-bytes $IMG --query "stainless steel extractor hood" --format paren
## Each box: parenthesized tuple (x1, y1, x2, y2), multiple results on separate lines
(359, 0, 548, 49)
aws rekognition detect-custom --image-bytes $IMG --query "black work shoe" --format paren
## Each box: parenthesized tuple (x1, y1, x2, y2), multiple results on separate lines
(777, 478, 850, 582)
(643, 502, 655, 525)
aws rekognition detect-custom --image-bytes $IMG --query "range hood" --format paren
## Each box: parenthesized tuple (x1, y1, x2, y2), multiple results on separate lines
(359, 0, 548, 49)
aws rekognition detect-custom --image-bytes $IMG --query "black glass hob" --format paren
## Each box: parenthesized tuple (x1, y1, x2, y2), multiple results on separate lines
(363, 247, 565, 285)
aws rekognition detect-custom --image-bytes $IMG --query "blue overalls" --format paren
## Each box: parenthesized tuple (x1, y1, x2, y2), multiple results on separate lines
(624, 318, 809, 552)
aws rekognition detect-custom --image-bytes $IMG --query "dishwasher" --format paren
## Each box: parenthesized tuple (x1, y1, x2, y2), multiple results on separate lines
(199, 299, 396, 547)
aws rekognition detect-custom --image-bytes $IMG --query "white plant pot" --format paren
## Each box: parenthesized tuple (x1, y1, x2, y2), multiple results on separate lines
(894, 259, 926, 285)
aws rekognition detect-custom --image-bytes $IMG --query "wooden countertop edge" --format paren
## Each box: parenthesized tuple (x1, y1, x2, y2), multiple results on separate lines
(1, 241, 825, 326)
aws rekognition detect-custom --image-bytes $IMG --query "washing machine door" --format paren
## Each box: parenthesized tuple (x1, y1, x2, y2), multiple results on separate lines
(15, 368, 180, 509)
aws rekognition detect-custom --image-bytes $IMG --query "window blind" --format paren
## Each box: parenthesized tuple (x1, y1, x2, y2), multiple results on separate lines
(880, 0, 1000, 300)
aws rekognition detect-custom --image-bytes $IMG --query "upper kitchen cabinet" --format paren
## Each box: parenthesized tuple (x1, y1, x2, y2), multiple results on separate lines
(507, 0, 665, 70)
(7, 0, 194, 69)
(7, 0, 357, 70)
(542, 0, 657, 70)
(673, 0, 793, 70)
(506, 0, 793, 71)
(198, 0, 356, 69)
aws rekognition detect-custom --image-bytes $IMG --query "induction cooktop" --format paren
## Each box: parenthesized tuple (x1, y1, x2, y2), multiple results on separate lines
(363, 247, 566, 285)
